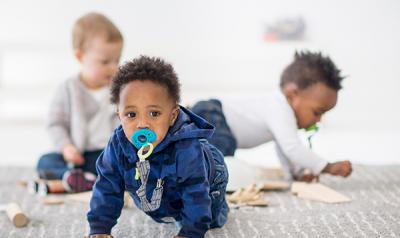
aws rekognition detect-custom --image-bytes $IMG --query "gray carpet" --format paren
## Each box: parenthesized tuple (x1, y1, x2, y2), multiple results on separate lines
(0, 165, 399, 237)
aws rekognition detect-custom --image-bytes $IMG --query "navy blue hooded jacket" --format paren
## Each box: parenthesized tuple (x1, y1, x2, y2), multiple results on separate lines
(87, 106, 219, 237)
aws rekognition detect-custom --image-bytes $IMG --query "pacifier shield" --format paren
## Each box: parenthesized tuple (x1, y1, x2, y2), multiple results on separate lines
(131, 129, 157, 149)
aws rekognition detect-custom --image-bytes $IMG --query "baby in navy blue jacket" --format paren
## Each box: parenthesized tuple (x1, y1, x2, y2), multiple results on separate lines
(86, 56, 229, 238)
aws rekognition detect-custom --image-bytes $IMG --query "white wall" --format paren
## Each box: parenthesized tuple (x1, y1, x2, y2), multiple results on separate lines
(0, 0, 399, 165)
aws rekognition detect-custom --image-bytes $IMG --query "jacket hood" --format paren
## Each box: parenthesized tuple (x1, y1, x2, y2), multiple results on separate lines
(115, 106, 214, 163)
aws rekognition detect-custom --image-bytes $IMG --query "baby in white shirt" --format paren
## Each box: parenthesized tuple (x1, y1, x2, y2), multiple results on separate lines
(192, 51, 352, 181)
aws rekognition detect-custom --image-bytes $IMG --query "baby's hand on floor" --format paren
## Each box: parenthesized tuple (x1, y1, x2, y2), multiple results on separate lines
(323, 160, 352, 177)
(62, 144, 85, 165)
(295, 173, 319, 183)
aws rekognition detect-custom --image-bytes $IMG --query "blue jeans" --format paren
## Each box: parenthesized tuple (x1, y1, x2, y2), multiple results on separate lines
(191, 99, 237, 156)
(36, 150, 103, 180)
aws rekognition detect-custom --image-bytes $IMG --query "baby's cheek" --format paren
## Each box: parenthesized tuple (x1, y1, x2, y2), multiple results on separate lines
(154, 131, 167, 146)
(122, 127, 134, 142)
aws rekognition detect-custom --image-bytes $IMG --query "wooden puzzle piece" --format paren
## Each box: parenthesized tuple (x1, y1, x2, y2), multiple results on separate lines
(67, 191, 131, 207)
(291, 182, 351, 203)
(262, 181, 290, 191)
(42, 196, 65, 205)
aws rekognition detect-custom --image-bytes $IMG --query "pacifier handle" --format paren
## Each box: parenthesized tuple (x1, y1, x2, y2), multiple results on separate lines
(137, 142, 154, 161)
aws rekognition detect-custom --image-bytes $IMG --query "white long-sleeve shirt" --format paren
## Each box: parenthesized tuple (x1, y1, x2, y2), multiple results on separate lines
(220, 90, 327, 178)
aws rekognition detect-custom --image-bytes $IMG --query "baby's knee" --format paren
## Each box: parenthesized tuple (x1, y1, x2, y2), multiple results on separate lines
(36, 153, 63, 170)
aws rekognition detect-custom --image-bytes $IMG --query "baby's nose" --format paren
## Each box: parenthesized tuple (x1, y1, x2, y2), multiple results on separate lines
(136, 119, 149, 129)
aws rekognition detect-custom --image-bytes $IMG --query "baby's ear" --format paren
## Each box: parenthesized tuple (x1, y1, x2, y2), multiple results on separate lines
(282, 83, 299, 101)
(74, 49, 83, 63)
(115, 108, 121, 120)
(170, 106, 180, 126)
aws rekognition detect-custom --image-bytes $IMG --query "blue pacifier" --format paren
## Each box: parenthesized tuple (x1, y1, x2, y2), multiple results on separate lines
(131, 129, 157, 149)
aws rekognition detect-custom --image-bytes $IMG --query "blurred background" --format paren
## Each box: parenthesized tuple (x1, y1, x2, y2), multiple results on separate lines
(0, 0, 399, 167)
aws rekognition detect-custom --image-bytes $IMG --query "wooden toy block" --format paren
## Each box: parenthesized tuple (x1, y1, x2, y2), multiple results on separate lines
(0, 202, 29, 227)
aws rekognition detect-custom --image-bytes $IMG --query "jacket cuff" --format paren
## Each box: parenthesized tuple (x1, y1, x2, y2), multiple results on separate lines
(178, 226, 206, 238)
(89, 222, 113, 236)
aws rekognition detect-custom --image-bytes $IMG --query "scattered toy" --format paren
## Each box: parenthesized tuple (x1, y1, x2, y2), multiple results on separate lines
(261, 181, 290, 191)
(42, 196, 65, 205)
(67, 191, 131, 208)
(0, 202, 28, 227)
(227, 184, 269, 207)
(291, 182, 351, 203)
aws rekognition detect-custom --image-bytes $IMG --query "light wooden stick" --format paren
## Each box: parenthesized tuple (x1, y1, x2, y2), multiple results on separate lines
(5, 203, 28, 227)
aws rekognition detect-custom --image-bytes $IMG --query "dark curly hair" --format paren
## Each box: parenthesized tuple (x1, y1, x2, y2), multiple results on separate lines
(111, 56, 181, 104)
(280, 51, 344, 91)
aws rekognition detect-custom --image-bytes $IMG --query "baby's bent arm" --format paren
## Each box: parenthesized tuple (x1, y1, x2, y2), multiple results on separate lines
(268, 113, 327, 175)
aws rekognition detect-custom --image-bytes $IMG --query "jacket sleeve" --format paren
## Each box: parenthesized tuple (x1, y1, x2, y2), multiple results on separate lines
(176, 139, 212, 238)
(87, 138, 125, 235)
(47, 82, 72, 151)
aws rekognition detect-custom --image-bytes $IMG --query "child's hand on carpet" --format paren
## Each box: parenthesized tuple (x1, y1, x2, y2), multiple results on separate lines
(323, 160, 352, 177)
(62, 144, 85, 165)
(295, 173, 319, 183)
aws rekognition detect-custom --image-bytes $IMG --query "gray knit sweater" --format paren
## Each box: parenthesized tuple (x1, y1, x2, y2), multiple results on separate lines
(47, 74, 119, 153)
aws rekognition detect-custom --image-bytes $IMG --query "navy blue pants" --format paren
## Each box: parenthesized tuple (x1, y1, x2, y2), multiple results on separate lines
(207, 142, 229, 228)
(36, 150, 103, 180)
(191, 99, 237, 156)
(176, 141, 229, 230)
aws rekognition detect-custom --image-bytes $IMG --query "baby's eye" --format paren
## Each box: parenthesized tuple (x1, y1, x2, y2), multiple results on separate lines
(149, 111, 160, 117)
(101, 60, 110, 65)
(126, 112, 136, 118)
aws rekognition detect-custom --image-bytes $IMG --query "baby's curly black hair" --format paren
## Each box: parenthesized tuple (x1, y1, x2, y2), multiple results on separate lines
(280, 51, 344, 91)
(110, 56, 181, 104)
